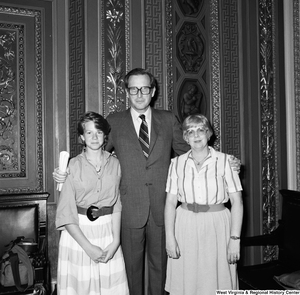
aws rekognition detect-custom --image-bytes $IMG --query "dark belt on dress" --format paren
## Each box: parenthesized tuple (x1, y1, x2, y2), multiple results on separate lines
(181, 202, 225, 213)
(77, 205, 114, 221)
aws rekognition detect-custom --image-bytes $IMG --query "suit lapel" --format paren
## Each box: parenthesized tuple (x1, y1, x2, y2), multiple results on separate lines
(123, 109, 138, 141)
(149, 109, 161, 156)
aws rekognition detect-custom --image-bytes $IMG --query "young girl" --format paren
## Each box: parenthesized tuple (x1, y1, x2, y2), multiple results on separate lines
(56, 111, 129, 295)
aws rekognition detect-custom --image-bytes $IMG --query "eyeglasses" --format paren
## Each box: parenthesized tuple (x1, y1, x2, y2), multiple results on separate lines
(128, 86, 152, 95)
(186, 127, 207, 137)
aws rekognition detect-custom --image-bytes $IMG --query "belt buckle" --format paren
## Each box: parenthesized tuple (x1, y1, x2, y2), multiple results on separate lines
(86, 206, 99, 221)
(188, 203, 210, 213)
(187, 203, 198, 212)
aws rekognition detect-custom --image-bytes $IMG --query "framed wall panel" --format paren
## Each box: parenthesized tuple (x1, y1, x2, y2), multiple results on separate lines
(0, 1, 53, 196)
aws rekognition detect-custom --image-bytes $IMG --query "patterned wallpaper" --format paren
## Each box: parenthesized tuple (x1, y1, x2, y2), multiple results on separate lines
(69, 0, 86, 158)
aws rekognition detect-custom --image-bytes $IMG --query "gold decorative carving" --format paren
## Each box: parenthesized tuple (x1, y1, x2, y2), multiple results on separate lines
(104, 0, 125, 115)
(259, 0, 279, 262)
(166, 0, 174, 111)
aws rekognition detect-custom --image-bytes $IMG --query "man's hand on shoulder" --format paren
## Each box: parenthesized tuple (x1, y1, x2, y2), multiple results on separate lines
(229, 155, 241, 174)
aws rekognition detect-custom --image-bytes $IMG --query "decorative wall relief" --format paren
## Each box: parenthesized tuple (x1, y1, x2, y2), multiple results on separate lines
(103, 0, 126, 116)
(178, 0, 203, 16)
(169, 0, 210, 133)
(177, 22, 205, 73)
(0, 5, 44, 193)
(259, 0, 279, 262)
(165, 0, 241, 154)
(0, 29, 18, 172)
(178, 80, 206, 122)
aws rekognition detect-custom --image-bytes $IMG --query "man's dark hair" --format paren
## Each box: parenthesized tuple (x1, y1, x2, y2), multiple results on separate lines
(124, 68, 156, 89)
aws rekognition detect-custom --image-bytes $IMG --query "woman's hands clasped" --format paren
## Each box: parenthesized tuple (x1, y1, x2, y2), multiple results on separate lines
(86, 244, 107, 263)
(101, 240, 120, 263)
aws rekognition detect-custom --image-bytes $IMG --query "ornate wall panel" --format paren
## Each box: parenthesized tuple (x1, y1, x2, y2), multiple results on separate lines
(166, 1, 174, 111)
(209, 0, 221, 151)
(166, 0, 231, 152)
(170, 0, 210, 129)
(69, 0, 85, 158)
(259, 0, 280, 262)
(0, 3, 49, 193)
(102, 0, 126, 117)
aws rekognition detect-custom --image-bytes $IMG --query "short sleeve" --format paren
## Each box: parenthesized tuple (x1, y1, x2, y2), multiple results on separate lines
(165, 157, 179, 195)
(224, 154, 243, 193)
(55, 160, 80, 230)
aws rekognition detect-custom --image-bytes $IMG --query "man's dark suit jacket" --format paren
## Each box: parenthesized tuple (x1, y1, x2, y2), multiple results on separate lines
(106, 108, 189, 228)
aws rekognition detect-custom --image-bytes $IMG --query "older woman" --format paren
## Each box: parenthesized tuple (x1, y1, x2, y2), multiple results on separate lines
(164, 114, 243, 295)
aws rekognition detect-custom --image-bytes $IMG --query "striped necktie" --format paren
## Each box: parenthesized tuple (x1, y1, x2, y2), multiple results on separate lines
(139, 114, 149, 158)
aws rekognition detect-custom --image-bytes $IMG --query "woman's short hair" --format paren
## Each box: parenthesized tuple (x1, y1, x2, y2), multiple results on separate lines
(78, 111, 111, 136)
(182, 114, 213, 140)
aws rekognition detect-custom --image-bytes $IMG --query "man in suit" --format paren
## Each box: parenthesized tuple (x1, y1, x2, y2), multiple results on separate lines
(105, 68, 189, 295)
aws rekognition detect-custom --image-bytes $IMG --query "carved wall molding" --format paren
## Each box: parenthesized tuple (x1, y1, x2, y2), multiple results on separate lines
(167, 0, 211, 143)
(166, 0, 174, 111)
(210, 0, 221, 151)
(177, 22, 205, 74)
(165, 0, 240, 154)
(103, 0, 126, 116)
(0, 4, 44, 193)
(0, 25, 24, 174)
(101, 0, 126, 117)
(294, 0, 300, 190)
(259, 0, 280, 262)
